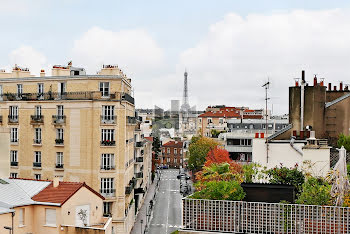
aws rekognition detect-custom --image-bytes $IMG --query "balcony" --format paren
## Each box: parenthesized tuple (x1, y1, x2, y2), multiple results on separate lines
(125, 185, 133, 195)
(33, 162, 42, 168)
(100, 140, 116, 146)
(10, 162, 18, 167)
(126, 116, 136, 125)
(33, 139, 42, 145)
(55, 139, 64, 145)
(135, 172, 143, 179)
(0, 115, 2, 124)
(55, 163, 64, 169)
(8, 115, 18, 124)
(10, 139, 19, 144)
(101, 115, 116, 124)
(135, 141, 144, 148)
(52, 115, 66, 125)
(100, 165, 115, 170)
(136, 157, 144, 163)
(30, 115, 44, 124)
(100, 189, 116, 197)
(121, 92, 135, 105)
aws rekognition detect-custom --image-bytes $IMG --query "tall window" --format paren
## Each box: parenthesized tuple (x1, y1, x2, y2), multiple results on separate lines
(174, 148, 177, 155)
(34, 128, 42, 144)
(35, 105, 42, 116)
(102, 105, 115, 121)
(58, 82, 66, 96)
(101, 129, 115, 145)
(57, 105, 64, 117)
(167, 148, 170, 154)
(56, 128, 64, 142)
(19, 208, 25, 226)
(101, 154, 115, 170)
(0, 85, 3, 101)
(10, 128, 18, 143)
(38, 83, 44, 99)
(9, 106, 18, 118)
(35, 174, 41, 180)
(180, 149, 183, 155)
(103, 202, 112, 216)
(45, 208, 56, 226)
(17, 84, 23, 97)
(99, 82, 110, 97)
(10, 150, 18, 163)
(100, 178, 114, 195)
(56, 152, 63, 167)
(10, 173, 17, 178)
(34, 151, 41, 163)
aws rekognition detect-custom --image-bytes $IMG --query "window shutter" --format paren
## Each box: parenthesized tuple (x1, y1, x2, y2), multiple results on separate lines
(45, 208, 56, 226)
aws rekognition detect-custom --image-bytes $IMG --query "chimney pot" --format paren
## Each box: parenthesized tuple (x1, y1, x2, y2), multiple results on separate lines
(340, 82, 343, 91)
(328, 83, 332, 91)
(302, 70, 305, 83)
(334, 86, 337, 91)
(53, 177, 60, 187)
(313, 75, 317, 86)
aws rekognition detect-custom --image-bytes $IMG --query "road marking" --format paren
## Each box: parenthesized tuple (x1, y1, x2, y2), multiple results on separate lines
(165, 177, 170, 234)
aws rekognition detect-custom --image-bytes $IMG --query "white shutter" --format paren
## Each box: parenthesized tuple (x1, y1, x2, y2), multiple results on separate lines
(45, 208, 56, 226)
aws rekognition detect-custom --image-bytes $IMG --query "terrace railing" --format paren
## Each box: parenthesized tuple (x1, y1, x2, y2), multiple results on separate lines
(182, 198, 350, 234)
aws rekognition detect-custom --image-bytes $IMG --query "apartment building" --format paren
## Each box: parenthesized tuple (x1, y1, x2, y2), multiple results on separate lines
(0, 63, 137, 233)
(198, 106, 265, 137)
(160, 141, 184, 168)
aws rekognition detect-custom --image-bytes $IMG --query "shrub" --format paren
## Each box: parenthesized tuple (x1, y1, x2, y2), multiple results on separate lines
(296, 177, 333, 206)
(266, 165, 305, 193)
(242, 163, 264, 183)
(337, 134, 350, 151)
(190, 180, 245, 201)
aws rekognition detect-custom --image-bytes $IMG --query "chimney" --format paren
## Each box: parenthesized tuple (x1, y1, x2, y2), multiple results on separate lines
(320, 78, 324, 86)
(345, 85, 349, 91)
(301, 70, 305, 83)
(295, 79, 299, 87)
(328, 83, 332, 91)
(40, 69, 45, 77)
(313, 75, 317, 86)
(340, 82, 343, 91)
(53, 177, 60, 188)
(334, 86, 337, 91)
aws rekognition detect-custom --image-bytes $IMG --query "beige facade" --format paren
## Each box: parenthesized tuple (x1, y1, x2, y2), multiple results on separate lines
(0, 127, 10, 177)
(0, 64, 139, 233)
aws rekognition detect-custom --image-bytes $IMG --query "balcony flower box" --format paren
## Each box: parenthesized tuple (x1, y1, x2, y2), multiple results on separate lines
(55, 139, 64, 145)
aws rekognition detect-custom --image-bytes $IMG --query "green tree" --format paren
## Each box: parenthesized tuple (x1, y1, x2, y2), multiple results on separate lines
(266, 165, 305, 193)
(296, 177, 332, 205)
(152, 137, 161, 159)
(188, 137, 218, 173)
(337, 133, 350, 151)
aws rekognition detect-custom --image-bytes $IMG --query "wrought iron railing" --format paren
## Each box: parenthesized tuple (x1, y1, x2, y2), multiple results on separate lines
(100, 189, 116, 197)
(127, 116, 136, 124)
(33, 139, 42, 144)
(122, 92, 135, 104)
(182, 198, 350, 233)
(100, 165, 115, 170)
(55, 164, 64, 169)
(136, 157, 144, 163)
(52, 115, 66, 124)
(33, 162, 42, 168)
(100, 140, 116, 146)
(10, 162, 18, 167)
(135, 172, 143, 179)
(135, 141, 144, 148)
(8, 115, 18, 123)
(55, 139, 64, 145)
(100, 115, 116, 124)
(30, 115, 44, 123)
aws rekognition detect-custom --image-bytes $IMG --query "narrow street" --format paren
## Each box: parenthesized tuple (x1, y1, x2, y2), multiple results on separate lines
(148, 169, 183, 234)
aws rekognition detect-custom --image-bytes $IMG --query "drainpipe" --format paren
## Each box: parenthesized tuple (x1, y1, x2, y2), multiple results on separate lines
(300, 70, 305, 131)
(290, 137, 303, 155)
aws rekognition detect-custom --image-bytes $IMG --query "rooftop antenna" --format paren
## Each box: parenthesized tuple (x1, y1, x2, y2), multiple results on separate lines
(262, 78, 270, 163)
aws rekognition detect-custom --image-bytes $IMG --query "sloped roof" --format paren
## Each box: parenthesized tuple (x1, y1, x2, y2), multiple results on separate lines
(163, 141, 183, 148)
(199, 107, 263, 119)
(32, 182, 104, 205)
(145, 137, 153, 142)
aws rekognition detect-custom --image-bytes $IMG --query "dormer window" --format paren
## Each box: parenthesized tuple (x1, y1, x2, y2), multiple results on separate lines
(100, 82, 110, 97)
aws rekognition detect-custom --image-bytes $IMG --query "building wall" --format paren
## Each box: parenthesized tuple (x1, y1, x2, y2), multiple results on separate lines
(161, 145, 183, 168)
(0, 127, 10, 177)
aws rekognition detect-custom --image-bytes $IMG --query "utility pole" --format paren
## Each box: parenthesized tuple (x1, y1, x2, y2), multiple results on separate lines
(262, 79, 270, 163)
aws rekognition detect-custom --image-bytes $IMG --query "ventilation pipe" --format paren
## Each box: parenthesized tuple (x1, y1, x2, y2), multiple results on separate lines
(300, 70, 305, 131)
(313, 75, 317, 86)
(290, 136, 303, 155)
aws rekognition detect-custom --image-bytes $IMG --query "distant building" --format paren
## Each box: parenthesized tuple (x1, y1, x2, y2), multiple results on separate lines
(160, 141, 184, 168)
(171, 100, 180, 114)
(0, 178, 112, 233)
(0, 127, 10, 178)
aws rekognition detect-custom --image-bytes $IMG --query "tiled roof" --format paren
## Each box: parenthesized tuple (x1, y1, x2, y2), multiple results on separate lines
(199, 107, 263, 118)
(145, 137, 153, 142)
(163, 141, 183, 148)
(32, 182, 104, 205)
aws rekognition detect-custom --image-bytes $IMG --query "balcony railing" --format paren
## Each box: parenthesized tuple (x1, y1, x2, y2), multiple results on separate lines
(55, 139, 64, 145)
(125, 186, 133, 195)
(126, 116, 136, 125)
(10, 162, 18, 167)
(136, 157, 144, 163)
(135, 141, 144, 148)
(33, 139, 42, 144)
(33, 162, 42, 168)
(8, 115, 18, 123)
(100, 140, 116, 146)
(101, 115, 116, 124)
(135, 172, 143, 179)
(100, 165, 115, 170)
(0, 115, 2, 124)
(52, 115, 66, 124)
(100, 189, 116, 197)
(55, 163, 64, 169)
(10, 139, 18, 143)
(30, 115, 44, 124)
(121, 92, 135, 105)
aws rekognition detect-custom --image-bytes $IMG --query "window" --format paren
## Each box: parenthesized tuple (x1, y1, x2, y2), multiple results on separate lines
(45, 208, 56, 226)
(174, 149, 177, 155)
(0, 85, 2, 101)
(9, 106, 18, 119)
(167, 148, 170, 154)
(57, 105, 64, 117)
(174, 158, 177, 164)
(227, 139, 240, 145)
(101, 129, 115, 145)
(180, 149, 183, 155)
(101, 154, 115, 170)
(34, 151, 41, 163)
(103, 202, 112, 216)
(19, 208, 25, 226)
(167, 158, 170, 163)
(99, 82, 110, 97)
(38, 83, 44, 99)
(34, 128, 42, 144)
(100, 178, 114, 195)
(10, 150, 18, 163)
(56, 128, 64, 144)
(35, 174, 41, 180)
(17, 84, 23, 97)
(102, 105, 115, 121)
(35, 105, 42, 116)
(10, 173, 17, 178)
(240, 139, 252, 146)
(207, 118, 212, 124)
(10, 128, 18, 143)
(199, 118, 202, 123)
(219, 118, 224, 124)
(56, 152, 63, 167)
(58, 82, 66, 95)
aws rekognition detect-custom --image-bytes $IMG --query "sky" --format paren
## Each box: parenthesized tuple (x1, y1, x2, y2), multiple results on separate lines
(1, 0, 350, 114)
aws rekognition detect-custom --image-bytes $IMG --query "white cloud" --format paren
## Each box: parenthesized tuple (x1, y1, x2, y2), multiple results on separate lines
(71, 27, 164, 77)
(177, 9, 350, 114)
(9, 46, 48, 76)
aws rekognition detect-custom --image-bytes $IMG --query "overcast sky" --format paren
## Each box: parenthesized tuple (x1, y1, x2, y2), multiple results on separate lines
(1, 0, 350, 114)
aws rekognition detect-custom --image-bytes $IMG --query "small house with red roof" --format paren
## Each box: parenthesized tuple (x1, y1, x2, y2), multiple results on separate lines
(161, 140, 184, 168)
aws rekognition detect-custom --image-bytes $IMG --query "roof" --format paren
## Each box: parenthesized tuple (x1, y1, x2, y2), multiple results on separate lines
(162, 140, 183, 148)
(32, 181, 105, 205)
(325, 93, 350, 108)
(145, 137, 153, 142)
(199, 107, 263, 119)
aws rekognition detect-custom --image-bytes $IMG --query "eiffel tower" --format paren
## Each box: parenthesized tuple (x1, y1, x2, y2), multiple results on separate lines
(181, 70, 190, 112)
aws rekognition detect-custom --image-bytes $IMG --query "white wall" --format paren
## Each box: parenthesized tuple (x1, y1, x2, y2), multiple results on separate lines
(252, 139, 330, 177)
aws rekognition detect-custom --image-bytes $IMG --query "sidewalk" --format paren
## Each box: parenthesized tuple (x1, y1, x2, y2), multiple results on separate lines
(130, 172, 161, 234)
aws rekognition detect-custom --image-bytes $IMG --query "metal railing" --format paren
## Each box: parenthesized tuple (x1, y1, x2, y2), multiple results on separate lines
(122, 92, 135, 104)
(127, 116, 136, 124)
(30, 115, 44, 123)
(100, 140, 116, 146)
(182, 198, 350, 233)
(0, 115, 2, 123)
(33, 162, 42, 168)
(55, 139, 64, 145)
(135, 141, 144, 148)
(100, 189, 116, 197)
(8, 115, 18, 123)
(100, 165, 115, 170)
(136, 172, 143, 179)
(55, 164, 64, 169)
(100, 115, 116, 124)
(52, 115, 66, 124)
(10, 162, 18, 167)
(136, 157, 144, 163)
(125, 186, 133, 194)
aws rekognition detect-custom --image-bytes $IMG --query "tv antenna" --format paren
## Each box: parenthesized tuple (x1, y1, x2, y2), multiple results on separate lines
(262, 78, 270, 163)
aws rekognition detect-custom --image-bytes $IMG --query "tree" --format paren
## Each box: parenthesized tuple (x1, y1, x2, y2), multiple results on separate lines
(296, 177, 332, 206)
(152, 137, 161, 159)
(204, 147, 231, 167)
(337, 133, 350, 151)
(188, 137, 218, 173)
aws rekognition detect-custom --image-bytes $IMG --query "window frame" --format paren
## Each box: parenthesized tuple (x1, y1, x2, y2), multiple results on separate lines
(99, 82, 110, 97)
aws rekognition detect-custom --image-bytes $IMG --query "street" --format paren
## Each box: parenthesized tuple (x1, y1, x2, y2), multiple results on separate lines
(148, 169, 183, 234)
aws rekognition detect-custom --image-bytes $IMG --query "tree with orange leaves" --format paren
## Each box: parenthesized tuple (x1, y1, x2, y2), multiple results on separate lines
(204, 147, 231, 167)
